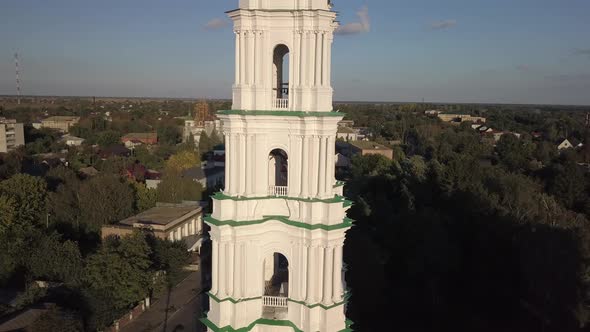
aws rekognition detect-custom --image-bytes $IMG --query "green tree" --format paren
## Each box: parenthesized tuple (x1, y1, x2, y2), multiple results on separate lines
(29, 307, 83, 332)
(150, 238, 190, 286)
(25, 233, 83, 285)
(97, 130, 122, 148)
(198, 131, 212, 154)
(83, 232, 152, 311)
(133, 182, 157, 212)
(0, 195, 17, 233)
(166, 150, 200, 173)
(496, 134, 534, 171)
(0, 174, 47, 227)
(157, 172, 203, 204)
(79, 175, 135, 228)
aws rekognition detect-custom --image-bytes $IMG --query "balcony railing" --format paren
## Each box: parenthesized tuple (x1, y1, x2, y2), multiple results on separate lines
(269, 186, 288, 197)
(262, 296, 288, 308)
(273, 98, 289, 110)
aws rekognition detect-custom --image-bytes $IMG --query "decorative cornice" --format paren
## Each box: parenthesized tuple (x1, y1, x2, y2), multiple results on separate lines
(212, 191, 352, 205)
(217, 109, 344, 118)
(207, 292, 347, 310)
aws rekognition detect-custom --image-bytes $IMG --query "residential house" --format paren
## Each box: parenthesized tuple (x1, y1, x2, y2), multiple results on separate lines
(558, 139, 574, 150)
(62, 135, 85, 147)
(336, 126, 359, 141)
(121, 133, 158, 148)
(101, 203, 204, 252)
(337, 120, 355, 128)
(349, 141, 394, 160)
(40, 116, 80, 133)
(99, 145, 131, 159)
(438, 113, 486, 125)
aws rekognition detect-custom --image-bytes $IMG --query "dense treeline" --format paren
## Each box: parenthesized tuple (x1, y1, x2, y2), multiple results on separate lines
(342, 107, 590, 331)
(0, 157, 196, 330)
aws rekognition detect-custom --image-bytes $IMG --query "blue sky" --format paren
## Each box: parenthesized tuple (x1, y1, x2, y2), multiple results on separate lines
(1, 0, 589, 105)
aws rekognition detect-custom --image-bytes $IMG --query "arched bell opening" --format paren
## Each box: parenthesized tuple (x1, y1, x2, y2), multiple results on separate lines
(262, 252, 289, 320)
(268, 148, 288, 196)
(272, 44, 290, 110)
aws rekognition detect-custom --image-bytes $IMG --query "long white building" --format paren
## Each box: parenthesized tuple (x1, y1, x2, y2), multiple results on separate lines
(202, 0, 353, 331)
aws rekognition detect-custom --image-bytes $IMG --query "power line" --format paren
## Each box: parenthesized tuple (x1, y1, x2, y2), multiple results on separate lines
(14, 52, 21, 105)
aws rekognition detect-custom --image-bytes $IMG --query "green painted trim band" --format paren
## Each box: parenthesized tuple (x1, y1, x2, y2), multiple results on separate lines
(288, 298, 346, 310)
(201, 317, 304, 332)
(334, 180, 346, 188)
(205, 215, 354, 231)
(208, 292, 261, 304)
(207, 292, 347, 310)
(212, 191, 351, 205)
(217, 109, 344, 118)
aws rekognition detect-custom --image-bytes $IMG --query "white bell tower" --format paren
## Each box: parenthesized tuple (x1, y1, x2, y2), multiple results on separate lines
(202, 1, 353, 331)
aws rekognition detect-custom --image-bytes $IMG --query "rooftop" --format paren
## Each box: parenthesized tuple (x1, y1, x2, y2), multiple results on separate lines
(120, 204, 201, 227)
(0, 118, 18, 125)
(337, 126, 356, 134)
(121, 132, 158, 141)
(42, 116, 80, 122)
(350, 141, 392, 151)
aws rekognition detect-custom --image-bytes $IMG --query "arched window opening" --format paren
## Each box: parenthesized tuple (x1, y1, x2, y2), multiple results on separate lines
(272, 44, 290, 109)
(268, 149, 288, 196)
(262, 253, 289, 319)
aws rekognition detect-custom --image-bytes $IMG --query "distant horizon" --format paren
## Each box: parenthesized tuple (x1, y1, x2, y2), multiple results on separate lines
(1, 94, 589, 108)
(1, 0, 590, 105)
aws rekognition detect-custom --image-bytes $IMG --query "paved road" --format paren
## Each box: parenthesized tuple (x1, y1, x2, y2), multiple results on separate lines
(122, 270, 204, 332)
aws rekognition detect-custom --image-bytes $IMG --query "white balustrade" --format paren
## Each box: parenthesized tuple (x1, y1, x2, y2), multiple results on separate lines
(262, 296, 288, 308)
(269, 186, 288, 197)
(273, 98, 289, 110)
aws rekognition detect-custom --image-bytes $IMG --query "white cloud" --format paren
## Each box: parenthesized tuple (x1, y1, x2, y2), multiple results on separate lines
(336, 6, 370, 36)
(516, 64, 531, 72)
(430, 19, 457, 30)
(204, 18, 229, 30)
(573, 48, 590, 57)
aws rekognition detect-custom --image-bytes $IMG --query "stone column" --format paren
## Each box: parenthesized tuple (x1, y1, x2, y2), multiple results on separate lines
(315, 246, 325, 303)
(322, 32, 329, 86)
(234, 31, 240, 85)
(231, 134, 239, 195)
(251, 135, 257, 195)
(245, 135, 252, 195)
(323, 246, 334, 304)
(309, 136, 319, 197)
(239, 32, 246, 85)
(294, 31, 301, 87)
(326, 135, 336, 195)
(318, 136, 327, 196)
(301, 136, 310, 197)
(301, 31, 309, 87)
(252, 31, 258, 85)
(315, 31, 322, 86)
(301, 243, 309, 300)
(333, 245, 343, 302)
(248, 32, 255, 86)
(224, 133, 230, 193)
(306, 245, 315, 302)
(239, 134, 246, 195)
(228, 242, 235, 297)
(218, 241, 227, 297)
(211, 239, 219, 294)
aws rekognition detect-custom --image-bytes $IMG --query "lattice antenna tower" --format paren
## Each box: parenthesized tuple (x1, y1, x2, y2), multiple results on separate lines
(14, 52, 21, 105)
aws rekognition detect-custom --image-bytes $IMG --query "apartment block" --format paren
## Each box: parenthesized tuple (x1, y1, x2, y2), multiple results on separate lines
(0, 118, 25, 153)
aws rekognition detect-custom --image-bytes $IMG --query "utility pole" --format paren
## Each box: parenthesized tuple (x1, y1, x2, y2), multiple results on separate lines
(14, 52, 21, 105)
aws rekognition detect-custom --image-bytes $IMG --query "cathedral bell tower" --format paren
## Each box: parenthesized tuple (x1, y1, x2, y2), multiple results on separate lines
(202, 0, 353, 331)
